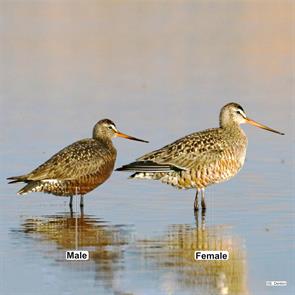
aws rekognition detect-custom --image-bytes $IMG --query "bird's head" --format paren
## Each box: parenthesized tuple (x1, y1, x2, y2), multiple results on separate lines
(93, 119, 148, 142)
(220, 102, 284, 135)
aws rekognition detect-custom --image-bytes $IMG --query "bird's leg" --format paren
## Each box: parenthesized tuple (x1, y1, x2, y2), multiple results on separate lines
(194, 189, 199, 211)
(80, 195, 84, 208)
(69, 196, 73, 216)
(201, 188, 206, 210)
(69, 196, 73, 208)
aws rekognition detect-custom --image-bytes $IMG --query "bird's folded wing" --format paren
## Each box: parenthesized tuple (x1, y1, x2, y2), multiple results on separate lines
(25, 139, 112, 181)
(137, 129, 227, 170)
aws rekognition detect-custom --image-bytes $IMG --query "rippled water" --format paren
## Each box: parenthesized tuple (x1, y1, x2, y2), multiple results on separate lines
(0, 1, 294, 295)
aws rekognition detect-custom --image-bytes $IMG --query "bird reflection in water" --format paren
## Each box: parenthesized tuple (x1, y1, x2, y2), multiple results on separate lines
(20, 212, 132, 291)
(18, 211, 249, 294)
(137, 210, 249, 295)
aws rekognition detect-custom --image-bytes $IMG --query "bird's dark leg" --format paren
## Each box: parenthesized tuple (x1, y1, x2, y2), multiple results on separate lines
(194, 206, 199, 228)
(69, 196, 73, 208)
(201, 188, 206, 210)
(194, 189, 199, 211)
(69, 196, 73, 216)
(80, 195, 84, 208)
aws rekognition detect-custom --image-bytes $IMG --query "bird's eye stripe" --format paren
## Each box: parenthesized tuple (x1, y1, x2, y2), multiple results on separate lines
(108, 124, 117, 131)
(236, 109, 246, 118)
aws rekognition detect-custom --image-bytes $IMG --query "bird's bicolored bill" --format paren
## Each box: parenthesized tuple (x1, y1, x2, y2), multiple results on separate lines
(245, 118, 284, 135)
(116, 131, 149, 143)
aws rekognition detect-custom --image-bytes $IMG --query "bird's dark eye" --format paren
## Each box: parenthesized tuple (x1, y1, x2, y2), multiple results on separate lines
(236, 110, 241, 114)
(108, 126, 113, 129)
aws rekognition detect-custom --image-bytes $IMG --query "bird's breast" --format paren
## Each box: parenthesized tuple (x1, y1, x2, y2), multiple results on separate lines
(180, 139, 248, 189)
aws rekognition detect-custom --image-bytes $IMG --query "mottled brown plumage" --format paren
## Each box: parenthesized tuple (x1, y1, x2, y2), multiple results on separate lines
(8, 119, 147, 208)
(116, 103, 284, 210)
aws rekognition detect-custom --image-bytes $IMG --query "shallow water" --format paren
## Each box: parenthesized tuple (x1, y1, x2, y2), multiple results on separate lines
(0, 1, 294, 295)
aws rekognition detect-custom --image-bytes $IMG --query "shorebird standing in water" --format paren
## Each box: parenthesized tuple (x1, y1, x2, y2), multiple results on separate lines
(116, 103, 284, 211)
(8, 119, 148, 208)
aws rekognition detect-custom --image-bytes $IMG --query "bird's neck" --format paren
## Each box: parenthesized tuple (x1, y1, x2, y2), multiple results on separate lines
(94, 135, 113, 146)
(221, 122, 247, 141)
(221, 121, 242, 133)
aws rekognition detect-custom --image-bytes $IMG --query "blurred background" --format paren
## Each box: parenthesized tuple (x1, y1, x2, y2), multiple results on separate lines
(0, 1, 294, 295)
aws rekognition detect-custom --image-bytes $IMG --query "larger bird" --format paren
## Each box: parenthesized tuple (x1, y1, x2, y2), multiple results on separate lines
(116, 103, 284, 211)
(8, 119, 148, 208)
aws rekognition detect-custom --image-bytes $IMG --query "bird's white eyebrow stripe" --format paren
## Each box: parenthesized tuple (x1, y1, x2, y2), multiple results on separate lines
(241, 110, 247, 118)
(238, 109, 247, 118)
(105, 123, 116, 130)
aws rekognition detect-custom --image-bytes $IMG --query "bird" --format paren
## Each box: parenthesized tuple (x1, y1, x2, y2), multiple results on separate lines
(8, 119, 148, 208)
(116, 102, 284, 211)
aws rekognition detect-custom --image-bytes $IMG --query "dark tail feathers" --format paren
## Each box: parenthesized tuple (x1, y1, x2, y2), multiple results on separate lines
(7, 175, 28, 184)
(116, 160, 183, 173)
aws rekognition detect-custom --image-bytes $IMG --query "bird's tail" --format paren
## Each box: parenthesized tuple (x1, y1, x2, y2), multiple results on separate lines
(7, 175, 40, 195)
(116, 160, 183, 173)
(7, 175, 28, 184)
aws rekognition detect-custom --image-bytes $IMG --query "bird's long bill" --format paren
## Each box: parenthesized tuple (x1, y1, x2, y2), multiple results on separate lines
(116, 131, 149, 143)
(245, 117, 284, 135)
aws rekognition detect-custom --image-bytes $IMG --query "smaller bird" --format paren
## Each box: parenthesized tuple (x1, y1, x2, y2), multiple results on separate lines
(8, 119, 148, 208)
(116, 103, 284, 211)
